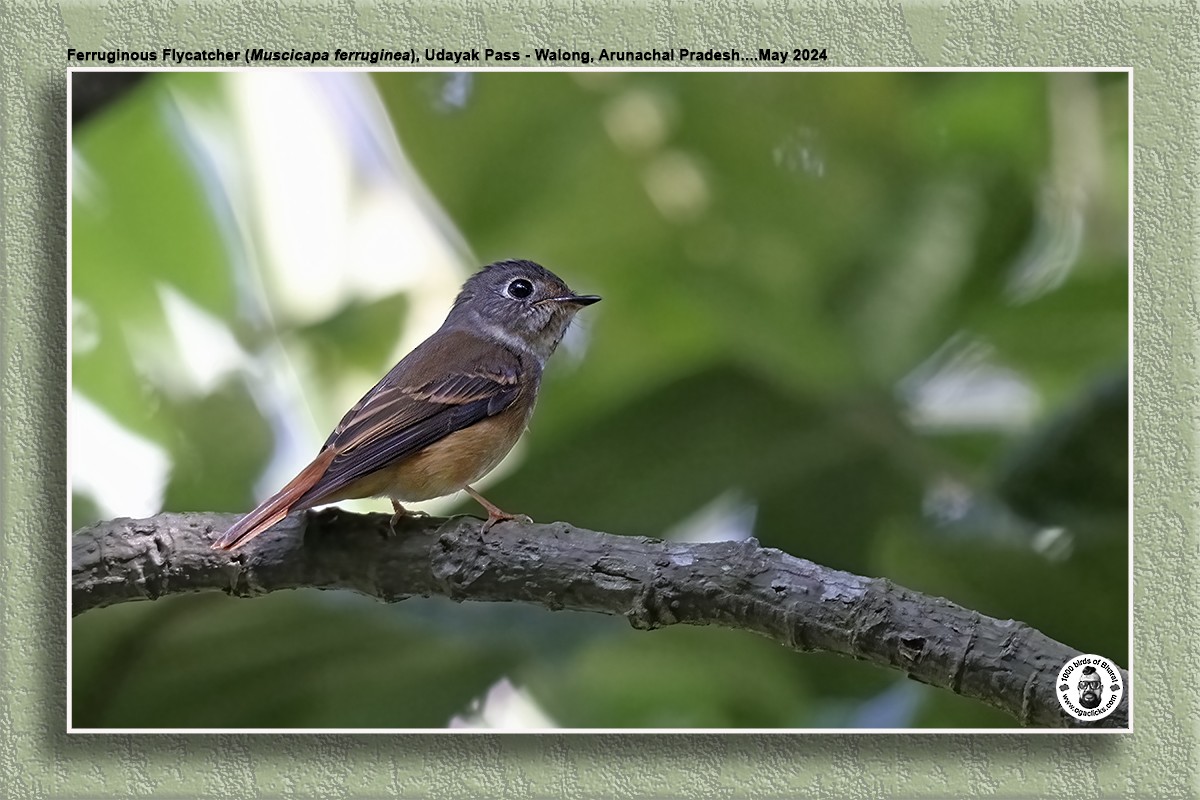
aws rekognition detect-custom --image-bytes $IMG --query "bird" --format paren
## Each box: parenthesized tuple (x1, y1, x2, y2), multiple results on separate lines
(211, 259, 600, 551)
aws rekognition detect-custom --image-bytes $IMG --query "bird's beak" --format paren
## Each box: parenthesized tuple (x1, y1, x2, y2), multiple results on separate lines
(542, 294, 601, 307)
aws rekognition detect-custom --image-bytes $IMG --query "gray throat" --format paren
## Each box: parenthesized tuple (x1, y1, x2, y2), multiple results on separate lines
(466, 314, 555, 367)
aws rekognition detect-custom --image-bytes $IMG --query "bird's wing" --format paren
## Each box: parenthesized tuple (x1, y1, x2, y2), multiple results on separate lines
(299, 364, 522, 507)
(296, 331, 525, 506)
(211, 331, 523, 551)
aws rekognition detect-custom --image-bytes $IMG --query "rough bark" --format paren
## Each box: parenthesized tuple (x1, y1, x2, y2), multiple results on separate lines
(71, 509, 1129, 729)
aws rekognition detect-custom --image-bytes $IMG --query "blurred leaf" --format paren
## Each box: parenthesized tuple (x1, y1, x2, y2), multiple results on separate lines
(71, 492, 104, 531)
(524, 625, 811, 728)
(996, 372, 1128, 537)
(975, 272, 1128, 404)
(295, 293, 409, 375)
(160, 380, 273, 513)
(72, 592, 525, 728)
(73, 74, 235, 442)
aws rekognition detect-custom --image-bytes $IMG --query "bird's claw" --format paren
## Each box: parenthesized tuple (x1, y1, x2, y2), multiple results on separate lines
(481, 512, 533, 533)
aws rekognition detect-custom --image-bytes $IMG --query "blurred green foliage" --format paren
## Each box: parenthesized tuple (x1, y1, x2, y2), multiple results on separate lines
(70, 71, 1128, 729)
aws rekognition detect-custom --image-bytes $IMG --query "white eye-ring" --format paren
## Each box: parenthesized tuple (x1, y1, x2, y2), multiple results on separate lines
(506, 278, 534, 299)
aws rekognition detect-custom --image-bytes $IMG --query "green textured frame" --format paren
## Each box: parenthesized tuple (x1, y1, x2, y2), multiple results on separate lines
(4, 2, 1195, 797)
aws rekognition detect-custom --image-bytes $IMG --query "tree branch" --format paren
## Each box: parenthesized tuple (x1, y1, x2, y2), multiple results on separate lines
(71, 509, 1128, 728)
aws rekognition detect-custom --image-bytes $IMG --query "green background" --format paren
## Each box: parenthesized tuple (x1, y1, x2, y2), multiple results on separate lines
(66, 69, 1128, 731)
(4, 1, 1196, 797)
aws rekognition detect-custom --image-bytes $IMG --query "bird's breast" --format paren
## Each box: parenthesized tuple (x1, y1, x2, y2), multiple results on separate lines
(344, 398, 534, 503)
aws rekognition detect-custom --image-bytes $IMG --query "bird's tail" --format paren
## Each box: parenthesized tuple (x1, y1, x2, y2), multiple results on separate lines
(211, 449, 336, 551)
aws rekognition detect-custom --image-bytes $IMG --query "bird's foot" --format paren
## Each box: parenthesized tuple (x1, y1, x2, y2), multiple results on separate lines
(481, 510, 534, 533)
(384, 500, 432, 539)
(464, 485, 532, 533)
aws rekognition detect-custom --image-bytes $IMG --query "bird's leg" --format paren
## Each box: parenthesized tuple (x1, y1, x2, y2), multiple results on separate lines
(463, 485, 532, 532)
(388, 499, 407, 537)
(386, 499, 431, 537)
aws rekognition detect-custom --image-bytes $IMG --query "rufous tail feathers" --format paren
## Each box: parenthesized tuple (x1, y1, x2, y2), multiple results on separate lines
(211, 449, 336, 551)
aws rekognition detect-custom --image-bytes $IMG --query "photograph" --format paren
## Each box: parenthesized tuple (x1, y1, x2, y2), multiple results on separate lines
(68, 69, 1129, 731)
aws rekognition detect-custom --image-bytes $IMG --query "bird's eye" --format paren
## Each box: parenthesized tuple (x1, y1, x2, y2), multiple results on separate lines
(507, 278, 534, 299)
